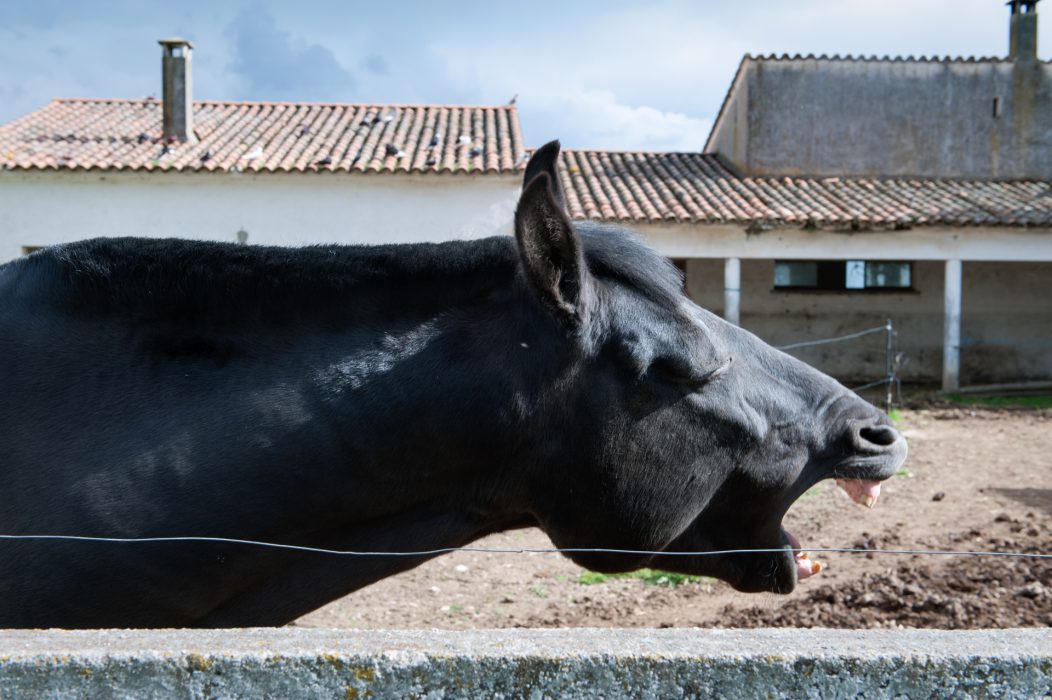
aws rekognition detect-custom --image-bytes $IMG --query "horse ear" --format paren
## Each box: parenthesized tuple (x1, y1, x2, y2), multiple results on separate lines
(514, 172, 590, 327)
(522, 140, 566, 211)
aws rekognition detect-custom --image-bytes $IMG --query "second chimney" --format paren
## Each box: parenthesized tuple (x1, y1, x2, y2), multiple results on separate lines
(1009, 0, 1040, 62)
(159, 38, 195, 142)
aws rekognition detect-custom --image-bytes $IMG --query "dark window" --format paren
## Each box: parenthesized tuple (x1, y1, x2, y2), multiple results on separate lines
(774, 261, 911, 291)
(864, 261, 911, 288)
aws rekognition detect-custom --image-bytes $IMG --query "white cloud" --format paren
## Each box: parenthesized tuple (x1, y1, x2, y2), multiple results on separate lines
(526, 89, 711, 151)
(425, 12, 731, 150)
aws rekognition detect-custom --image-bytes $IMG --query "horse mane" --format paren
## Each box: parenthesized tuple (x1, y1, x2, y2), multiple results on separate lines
(16, 226, 682, 325)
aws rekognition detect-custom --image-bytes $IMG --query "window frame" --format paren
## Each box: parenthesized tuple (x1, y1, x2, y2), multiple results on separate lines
(772, 260, 914, 292)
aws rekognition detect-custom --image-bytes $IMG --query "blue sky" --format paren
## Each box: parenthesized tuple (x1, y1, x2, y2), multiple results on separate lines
(1, 0, 1047, 150)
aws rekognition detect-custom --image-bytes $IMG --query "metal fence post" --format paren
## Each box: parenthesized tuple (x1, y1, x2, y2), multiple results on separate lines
(884, 318, 894, 414)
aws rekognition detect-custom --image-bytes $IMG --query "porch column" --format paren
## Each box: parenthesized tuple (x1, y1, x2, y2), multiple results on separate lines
(942, 259, 962, 392)
(724, 257, 741, 326)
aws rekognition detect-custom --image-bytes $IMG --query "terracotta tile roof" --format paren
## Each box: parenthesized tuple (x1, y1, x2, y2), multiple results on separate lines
(0, 98, 525, 175)
(559, 151, 1052, 228)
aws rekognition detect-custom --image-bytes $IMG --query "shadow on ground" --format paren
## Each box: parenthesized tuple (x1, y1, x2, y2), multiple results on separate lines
(988, 488, 1052, 516)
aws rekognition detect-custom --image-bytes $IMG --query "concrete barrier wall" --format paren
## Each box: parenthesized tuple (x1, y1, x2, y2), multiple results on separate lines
(1, 628, 1049, 699)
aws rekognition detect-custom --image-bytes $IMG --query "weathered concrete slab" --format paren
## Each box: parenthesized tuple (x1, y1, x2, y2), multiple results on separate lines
(0, 628, 1049, 699)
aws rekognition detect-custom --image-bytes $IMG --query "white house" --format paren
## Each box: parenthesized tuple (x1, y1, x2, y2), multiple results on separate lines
(555, 150, 1052, 389)
(551, 1, 1052, 391)
(0, 39, 525, 260)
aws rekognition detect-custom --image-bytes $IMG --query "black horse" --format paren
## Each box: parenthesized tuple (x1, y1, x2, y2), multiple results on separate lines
(0, 141, 905, 627)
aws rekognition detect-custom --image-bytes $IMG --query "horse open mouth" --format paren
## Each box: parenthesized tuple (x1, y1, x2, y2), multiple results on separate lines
(781, 478, 884, 581)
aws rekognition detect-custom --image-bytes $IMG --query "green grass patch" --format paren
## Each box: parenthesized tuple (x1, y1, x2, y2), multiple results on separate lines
(578, 571, 610, 585)
(578, 568, 707, 587)
(944, 394, 1052, 410)
(888, 408, 904, 423)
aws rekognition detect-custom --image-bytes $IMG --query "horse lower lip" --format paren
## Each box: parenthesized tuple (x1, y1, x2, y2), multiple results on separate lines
(796, 556, 821, 579)
(782, 527, 823, 580)
(837, 478, 882, 507)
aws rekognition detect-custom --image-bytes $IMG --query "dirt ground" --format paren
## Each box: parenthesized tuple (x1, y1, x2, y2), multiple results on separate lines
(294, 406, 1052, 630)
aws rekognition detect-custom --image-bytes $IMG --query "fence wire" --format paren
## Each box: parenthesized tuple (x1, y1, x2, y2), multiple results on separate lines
(775, 325, 888, 351)
(775, 321, 899, 412)
(0, 534, 1047, 560)
(849, 377, 892, 392)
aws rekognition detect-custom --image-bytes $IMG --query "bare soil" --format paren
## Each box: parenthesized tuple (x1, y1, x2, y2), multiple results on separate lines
(294, 407, 1052, 630)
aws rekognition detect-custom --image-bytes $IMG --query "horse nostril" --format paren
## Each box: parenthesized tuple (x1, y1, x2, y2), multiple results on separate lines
(859, 425, 900, 447)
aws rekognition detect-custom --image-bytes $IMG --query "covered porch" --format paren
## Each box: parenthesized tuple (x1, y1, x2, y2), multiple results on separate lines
(637, 223, 1052, 391)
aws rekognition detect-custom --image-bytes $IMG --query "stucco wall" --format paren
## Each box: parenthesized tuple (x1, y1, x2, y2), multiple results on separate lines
(0, 171, 520, 263)
(685, 258, 1052, 384)
(1, 628, 1049, 699)
(708, 58, 1052, 179)
(958, 261, 1052, 383)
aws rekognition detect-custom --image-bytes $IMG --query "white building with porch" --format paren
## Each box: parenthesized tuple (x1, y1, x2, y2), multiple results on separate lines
(0, 40, 525, 263)
(553, 0, 1051, 392)
(556, 150, 1052, 390)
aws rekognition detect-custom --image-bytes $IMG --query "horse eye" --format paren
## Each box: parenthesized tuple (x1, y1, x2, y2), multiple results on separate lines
(649, 356, 731, 388)
(648, 357, 703, 386)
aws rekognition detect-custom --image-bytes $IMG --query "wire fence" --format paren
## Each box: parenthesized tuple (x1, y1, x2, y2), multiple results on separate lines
(0, 534, 1048, 561)
(774, 325, 887, 351)
(776, 319, 901, 413)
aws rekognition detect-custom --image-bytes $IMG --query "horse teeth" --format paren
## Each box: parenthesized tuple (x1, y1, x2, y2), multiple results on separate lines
(836, 478, 882, 507)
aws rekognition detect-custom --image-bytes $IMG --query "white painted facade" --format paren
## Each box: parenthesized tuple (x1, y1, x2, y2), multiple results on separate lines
(0, 170, 521, 261)
(632, 223, 1052, 263)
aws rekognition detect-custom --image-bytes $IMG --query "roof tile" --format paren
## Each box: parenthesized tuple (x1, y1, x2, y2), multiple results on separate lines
(559, 151, 1052, 228)
(0, 99, 525, 176)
